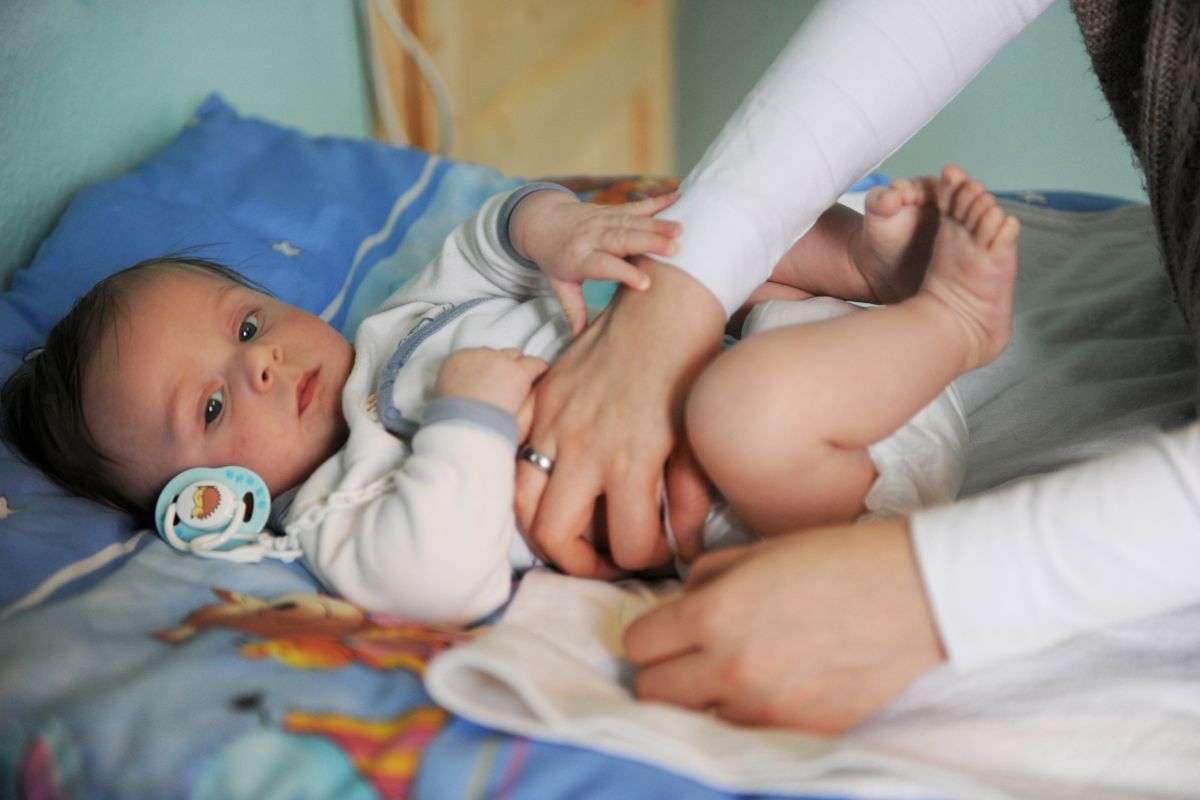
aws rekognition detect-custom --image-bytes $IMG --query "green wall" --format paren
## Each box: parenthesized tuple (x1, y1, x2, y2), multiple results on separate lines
(4, 0, 1150, 289)
(675, 0, 1147, 202)
(0, 0, 371, 287)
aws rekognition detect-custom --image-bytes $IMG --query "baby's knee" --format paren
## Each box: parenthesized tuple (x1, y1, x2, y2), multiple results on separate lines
(686, 344, 785, 482)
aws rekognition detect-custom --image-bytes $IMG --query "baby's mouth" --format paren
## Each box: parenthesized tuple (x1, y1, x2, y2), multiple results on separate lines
(297, 369, 320, 416)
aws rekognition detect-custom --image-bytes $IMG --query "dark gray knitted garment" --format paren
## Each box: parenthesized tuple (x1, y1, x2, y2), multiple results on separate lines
(1071, 0, 1200, 405)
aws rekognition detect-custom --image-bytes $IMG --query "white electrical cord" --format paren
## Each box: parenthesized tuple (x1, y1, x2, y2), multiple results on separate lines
(364, 0, 455, 155)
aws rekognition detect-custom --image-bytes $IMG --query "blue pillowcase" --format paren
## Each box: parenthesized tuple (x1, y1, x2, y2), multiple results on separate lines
(0, 94, 520, 614)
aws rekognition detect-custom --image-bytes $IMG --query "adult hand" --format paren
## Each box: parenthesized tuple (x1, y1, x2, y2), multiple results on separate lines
(513, 256, 725, 577)
(623, 518, 946, 733)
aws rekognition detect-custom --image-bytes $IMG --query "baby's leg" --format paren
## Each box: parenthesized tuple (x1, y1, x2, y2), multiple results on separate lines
(686, 166, 1018, 535)
(756, 175, 940, 305)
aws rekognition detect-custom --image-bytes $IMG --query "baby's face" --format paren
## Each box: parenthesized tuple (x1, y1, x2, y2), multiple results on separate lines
(82, 269, 355, 508)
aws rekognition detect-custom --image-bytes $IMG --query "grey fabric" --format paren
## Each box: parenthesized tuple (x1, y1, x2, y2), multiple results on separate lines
(1071, 0, 1200, 407)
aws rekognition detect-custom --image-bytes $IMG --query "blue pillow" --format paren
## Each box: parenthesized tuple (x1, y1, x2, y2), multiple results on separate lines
(0, 94, 520, 615)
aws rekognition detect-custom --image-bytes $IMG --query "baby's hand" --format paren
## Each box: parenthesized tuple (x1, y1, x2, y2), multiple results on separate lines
(511, 190, 682, 334)
(435, 348, 548, 436)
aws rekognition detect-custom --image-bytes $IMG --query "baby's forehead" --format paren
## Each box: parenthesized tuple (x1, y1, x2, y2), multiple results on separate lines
(130, 264, 250, 297)
(120, 268, 268, 325)
(98, 270, 239, 356)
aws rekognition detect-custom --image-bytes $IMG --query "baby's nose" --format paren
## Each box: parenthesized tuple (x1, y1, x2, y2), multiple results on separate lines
(249, 344, 282, 389)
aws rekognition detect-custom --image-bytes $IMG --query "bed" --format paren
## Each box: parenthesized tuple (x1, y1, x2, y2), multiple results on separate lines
(2, 89, 1200, 800)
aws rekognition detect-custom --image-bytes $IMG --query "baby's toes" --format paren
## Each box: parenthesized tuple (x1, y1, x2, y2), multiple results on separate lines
(908, 175, 940, 205)
(937, 165, 969, 213)
(951, 180, 987, 221)
(965, 191, 997, 231)
(990, 214, 1021, 250)
(976, 206, 1009, 248)
(865, 185, 903, 217)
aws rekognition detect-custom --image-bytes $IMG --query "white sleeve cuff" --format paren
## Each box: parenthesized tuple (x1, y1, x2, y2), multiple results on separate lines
(912, 424, 1200, 670)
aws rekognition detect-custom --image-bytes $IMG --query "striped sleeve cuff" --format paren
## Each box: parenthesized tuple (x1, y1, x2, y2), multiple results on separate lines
(421, 396, 519, 449)
(497, 182, 577, 270)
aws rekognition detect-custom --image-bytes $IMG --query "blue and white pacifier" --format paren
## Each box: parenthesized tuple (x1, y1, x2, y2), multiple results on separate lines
(154, 466, 301, 562)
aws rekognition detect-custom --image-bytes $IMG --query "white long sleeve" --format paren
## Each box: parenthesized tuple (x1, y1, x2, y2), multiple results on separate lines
(912, 422, 1200, 669)
(658, 0, 1054, 316)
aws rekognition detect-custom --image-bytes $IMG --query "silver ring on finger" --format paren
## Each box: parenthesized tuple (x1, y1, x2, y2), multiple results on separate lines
(517, 445, 555, 475)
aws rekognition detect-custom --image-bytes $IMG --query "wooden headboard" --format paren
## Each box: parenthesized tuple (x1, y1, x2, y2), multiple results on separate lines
(367, 0, 675, 178)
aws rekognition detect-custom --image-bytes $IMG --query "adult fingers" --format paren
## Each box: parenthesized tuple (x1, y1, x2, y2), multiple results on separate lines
(683, 545, 751, 589)
(513, 453, 548, 537)
(604, 464, 673, 570)
(623, 594, 699, 666)
(664, 443, 713, 563)
(632, 650, 727, 712)
(528, 455, 627, 579)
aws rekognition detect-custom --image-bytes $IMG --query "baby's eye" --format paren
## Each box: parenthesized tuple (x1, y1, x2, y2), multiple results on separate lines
(204, 388, 225, 426)
(238, 313, 260, 342)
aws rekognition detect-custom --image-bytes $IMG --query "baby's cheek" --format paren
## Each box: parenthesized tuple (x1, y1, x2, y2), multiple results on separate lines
(225, 428, 289, 488)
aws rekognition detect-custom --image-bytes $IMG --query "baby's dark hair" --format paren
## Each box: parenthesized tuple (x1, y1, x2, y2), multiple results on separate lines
(0, 256, 266, 521)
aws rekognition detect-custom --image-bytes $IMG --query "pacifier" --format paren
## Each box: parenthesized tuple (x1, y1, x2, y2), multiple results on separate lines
(154, 466, 300, 562)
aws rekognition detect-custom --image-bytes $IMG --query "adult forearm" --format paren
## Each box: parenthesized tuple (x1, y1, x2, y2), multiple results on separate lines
(658, 0, 1054, 316)
(913, 422, 1200, 669)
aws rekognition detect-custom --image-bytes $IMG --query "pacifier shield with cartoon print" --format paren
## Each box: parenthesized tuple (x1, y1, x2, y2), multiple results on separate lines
(154, 466, 297, 561)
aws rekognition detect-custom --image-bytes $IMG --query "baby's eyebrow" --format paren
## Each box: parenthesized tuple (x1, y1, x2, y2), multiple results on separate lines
(217, 284, 244, 334)
(165, 377, 191, 448)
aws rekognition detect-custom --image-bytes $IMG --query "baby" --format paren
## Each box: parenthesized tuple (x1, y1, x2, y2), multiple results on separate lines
(2, 165, 1018, 624)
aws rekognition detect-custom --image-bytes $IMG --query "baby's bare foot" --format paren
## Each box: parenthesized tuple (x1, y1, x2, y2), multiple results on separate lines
(853, 175, 939, 303)
(918, 164, 1020, 372)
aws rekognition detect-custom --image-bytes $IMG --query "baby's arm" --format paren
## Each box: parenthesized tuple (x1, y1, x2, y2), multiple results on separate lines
(288, 420, 523, 624)
(286, 346, 548, 624)
(389, 184, 678, 329)
(507, 187, 682, 334)
(434, 347, 548, 442)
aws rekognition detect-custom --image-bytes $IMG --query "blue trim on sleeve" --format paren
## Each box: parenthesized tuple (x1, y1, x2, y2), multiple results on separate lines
(421, 396, 519, 449)
(376, 298, 489, 442)
(497, 182, 577, 270)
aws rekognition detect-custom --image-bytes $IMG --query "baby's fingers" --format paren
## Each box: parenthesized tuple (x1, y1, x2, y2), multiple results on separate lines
(601, 223, 680, 261)
(622, 191, 681, 218)
(549, 280, 590, 336)
(578, 253, 652, 296)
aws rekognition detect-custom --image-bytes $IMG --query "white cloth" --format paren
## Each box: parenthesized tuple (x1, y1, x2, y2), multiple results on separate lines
(426, 569, 1200, 799)
(426, 570, 1010, 800)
